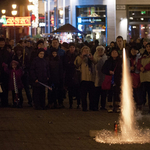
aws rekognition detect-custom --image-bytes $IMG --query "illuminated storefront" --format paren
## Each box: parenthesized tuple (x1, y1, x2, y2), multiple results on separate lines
(42, 0, 116, 45)
(128, 5, 150, 39)
(116, 0, 150, 41)
(76, 5, 107, 44)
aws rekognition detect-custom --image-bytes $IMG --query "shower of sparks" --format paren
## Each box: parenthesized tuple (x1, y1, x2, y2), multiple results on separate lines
(95, 48, 150, 144)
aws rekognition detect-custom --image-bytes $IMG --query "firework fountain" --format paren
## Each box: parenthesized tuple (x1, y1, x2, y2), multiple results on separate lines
(95, 48, 150, 144)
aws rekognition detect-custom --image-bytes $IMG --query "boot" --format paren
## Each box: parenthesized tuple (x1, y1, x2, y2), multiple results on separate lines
(114, 102, 121, 113)
(107, 102, 113, 113)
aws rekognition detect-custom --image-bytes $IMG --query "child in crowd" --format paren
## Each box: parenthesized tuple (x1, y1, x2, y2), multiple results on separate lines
(3, 60, 23, 107)
(30, 48, 49, 110)
(47, 48, 63, 109)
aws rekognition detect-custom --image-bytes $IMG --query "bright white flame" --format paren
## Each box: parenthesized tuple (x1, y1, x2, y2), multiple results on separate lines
(95, 48, 150, 144)
(120, 48, 135, 138)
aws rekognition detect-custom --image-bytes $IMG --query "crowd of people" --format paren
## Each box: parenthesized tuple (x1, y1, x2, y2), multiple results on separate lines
(0, 36, 150, 113)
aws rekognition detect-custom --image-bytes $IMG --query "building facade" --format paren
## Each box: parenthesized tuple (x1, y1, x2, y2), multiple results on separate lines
(43, 0, 116, 45)
(41, 0, 150, 44)
(116, 0, 150, 41)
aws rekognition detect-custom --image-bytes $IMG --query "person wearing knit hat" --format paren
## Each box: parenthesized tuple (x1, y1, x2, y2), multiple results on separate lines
(37, 48, 45, 56)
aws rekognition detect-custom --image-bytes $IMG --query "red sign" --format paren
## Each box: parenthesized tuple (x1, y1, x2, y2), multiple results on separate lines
(51, 15, 54, 27)
(2, 16, 31, 26)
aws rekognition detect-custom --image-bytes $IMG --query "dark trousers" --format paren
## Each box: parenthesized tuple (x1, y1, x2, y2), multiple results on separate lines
(141, 82, 150, 108)
(133, 87, 143, 106)
(80, 81, 95, 110)
(1, 84, 8, 107)
(48, 86, 63, 105)
(108, 85, 121, 103)
(12, 89, 23, 106)
(33, 86, 45, 109)
(22, 75, 32, 103)
(94, 86, 107, 110)
(68, 86, 80, 107)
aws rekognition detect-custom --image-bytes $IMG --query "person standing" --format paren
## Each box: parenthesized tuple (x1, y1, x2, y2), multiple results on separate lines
(74, 46, 97, 111)
(3, 60, 24, 108)
(102, 48, 122, 113)
(137, 43, 150, 113)
(94, 46, 107, 110)
(0, 38, 11, 107)
(13, 45, 32, 106)
(47, 48, 63, 108)
(65, 43, 80, 109)
(30, 48, 49, 110)
(130, 46, 141, 110)
(49, 39, 65, 107)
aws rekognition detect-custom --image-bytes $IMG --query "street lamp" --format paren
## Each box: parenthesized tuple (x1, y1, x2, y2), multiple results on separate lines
(1, 9, 6, 14)
(11, 10, 17, 46)
(0, 9, 6, 37)
(12, 4, 17, 9)
(27, 1, 34, 37)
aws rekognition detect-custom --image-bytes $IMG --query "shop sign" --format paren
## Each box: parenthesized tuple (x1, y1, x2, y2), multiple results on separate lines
(51, 15, 54, 26)
(116, 5, 126, 10)
(2, 16, 31, 26)
(39, 22, 46, 27)
(78, 18, 102, 24)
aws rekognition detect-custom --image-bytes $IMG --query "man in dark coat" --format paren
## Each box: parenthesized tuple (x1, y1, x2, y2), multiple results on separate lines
(49, 39, 65, 107)
(91, 40, 99, 55)
(0, 38, 11, 107)
(64, 43, 80, 108)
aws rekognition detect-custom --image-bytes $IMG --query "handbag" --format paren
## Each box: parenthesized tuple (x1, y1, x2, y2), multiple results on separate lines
(131, 73, 140, 88)
(101, 64, 118, 90)
(101, 75, 112, 90)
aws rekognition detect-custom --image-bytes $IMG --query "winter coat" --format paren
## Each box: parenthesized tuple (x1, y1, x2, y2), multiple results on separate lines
(30, 57, 49, 86)
(9, 69, 23, 90)
(102, 56, 122, 86)
(3, 65, 23, 90)
(95, 54, 107, 87)
(0, 46, 11, 83)
(139, 47, 146, 55)
(137, 54, 150, 83)
(48, 56, 63, 86)
(64, 50, 78, 87)
(25, 46, 34, 60)
(12, 54, 30, 77)
(74, 55, 97, 82)
(130, 53, 140, 74)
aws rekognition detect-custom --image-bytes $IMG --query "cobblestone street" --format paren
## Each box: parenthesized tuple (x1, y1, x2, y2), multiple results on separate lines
(0, 91, 150, 150)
